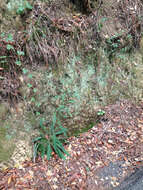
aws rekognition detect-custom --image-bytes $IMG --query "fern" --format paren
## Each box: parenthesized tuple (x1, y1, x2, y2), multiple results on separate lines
(33, 111, 69, 161)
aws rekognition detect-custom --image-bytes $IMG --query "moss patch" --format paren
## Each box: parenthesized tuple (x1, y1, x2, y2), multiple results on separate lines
(0, 126, 15, 162)
(71, 122, 95, 137)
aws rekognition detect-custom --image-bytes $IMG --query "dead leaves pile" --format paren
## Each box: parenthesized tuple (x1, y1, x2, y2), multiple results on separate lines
(0, 100, 143, 189)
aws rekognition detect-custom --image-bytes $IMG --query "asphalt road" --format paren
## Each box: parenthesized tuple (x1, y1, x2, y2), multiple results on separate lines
(114, 167, 143, 190)
(97, 161, 143, 190)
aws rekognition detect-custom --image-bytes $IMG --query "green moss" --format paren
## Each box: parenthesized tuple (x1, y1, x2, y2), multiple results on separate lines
(140, 36, 143, 55)
(0, 126, 15, 162)
(25, 112, 38, 127)
(70, 122, 94, 137)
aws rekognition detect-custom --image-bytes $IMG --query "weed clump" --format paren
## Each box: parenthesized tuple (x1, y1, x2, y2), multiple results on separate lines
(0, 33, 24, 103)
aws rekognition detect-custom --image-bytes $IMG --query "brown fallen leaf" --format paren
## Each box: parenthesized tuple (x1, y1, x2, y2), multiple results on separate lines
(8, 176, 12, 185)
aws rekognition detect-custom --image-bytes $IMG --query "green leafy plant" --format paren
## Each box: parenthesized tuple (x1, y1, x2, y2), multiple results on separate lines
(33, 111, 70, 162)
(22, 68, 28, 74)
(16, 0, 33, 15)
(6, 44, 14, 50)
(97, 109, 105, 116)
(97, 17, 108, 32)
(0, 33, 25, 69)
(6, 33, 14, 42)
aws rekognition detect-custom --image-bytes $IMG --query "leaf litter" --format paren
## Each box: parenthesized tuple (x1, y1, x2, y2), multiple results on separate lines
(0, 100, 143, 189)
